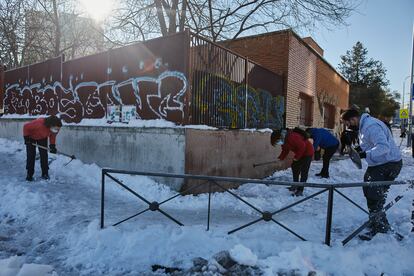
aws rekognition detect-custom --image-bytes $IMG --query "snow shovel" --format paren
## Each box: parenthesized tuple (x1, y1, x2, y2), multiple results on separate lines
(32, 143, 76, 166)
(253, 160, 279, 168)
(348, 145, 362, 169)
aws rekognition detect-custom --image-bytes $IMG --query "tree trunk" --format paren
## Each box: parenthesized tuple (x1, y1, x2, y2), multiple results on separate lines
(52, 0, 61, 57)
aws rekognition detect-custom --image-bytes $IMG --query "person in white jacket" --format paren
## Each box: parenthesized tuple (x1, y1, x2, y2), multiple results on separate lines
(341, 109, 402, 240)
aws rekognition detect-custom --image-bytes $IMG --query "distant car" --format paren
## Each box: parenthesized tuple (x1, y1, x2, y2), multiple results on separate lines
(391, 123, 400, 128)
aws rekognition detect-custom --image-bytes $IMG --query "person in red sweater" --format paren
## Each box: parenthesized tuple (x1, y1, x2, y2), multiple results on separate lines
(23, 115, 62, 181)
(271, 128, 314, 196)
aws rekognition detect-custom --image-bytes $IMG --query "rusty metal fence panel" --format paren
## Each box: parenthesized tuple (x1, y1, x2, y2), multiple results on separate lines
(0, 65, 5, 112)
(189, 33, 284, 129)
(190, 34, 246, 128)
(3, 57, 62, 116)
(245, 62, 285, 129)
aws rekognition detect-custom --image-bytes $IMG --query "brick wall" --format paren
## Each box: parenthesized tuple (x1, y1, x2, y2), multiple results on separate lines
(224, 30, 349, 131)
(222, 32, 290, 76)
(286, 35, 317, 128)
(315, 59, 349, 132)
(302, 37, 324, 56)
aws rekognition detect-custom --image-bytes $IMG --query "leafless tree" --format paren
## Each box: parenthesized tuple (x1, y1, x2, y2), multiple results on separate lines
(25, 0, 105, 63)
(0, 0, 37, 67)
(0, 0, 105, 69)
(109, 0, 359, 43)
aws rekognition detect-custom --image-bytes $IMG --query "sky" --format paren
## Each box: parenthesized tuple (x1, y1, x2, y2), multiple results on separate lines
(308, 0, 413, 102)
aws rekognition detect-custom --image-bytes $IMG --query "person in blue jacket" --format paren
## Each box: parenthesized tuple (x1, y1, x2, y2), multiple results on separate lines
(306, 128, 339, 178)
(341, 109, 402, 240)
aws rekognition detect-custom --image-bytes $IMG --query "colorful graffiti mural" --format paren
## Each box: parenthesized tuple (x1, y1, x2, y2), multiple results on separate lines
(192, 73, 284, 129)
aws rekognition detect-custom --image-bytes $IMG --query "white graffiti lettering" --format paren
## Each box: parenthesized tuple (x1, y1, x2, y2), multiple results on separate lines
(4, 70, 188, 123)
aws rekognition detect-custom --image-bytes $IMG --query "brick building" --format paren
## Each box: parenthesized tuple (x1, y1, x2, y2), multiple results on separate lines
(224, 29, 349, 132)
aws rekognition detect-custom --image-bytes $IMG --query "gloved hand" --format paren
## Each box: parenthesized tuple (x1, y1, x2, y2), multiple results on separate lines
(49, 144, 57, 154)
(359, 151, 366, 159)
(355, 146, 362, 152)
(24, 136, 34, 145)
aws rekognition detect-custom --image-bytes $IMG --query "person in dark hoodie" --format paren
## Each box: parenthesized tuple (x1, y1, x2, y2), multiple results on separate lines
(306, 128, 339, 178)
(23, 115, 62, 181)
(271, 128, 314, 196)
(339, 128, 358, 155)
(341, 109, 402, 240)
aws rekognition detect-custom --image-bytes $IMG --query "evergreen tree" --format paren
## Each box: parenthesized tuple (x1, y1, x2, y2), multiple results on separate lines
(338, 41, 398, 118)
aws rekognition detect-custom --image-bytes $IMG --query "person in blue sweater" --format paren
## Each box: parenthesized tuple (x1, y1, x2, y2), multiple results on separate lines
(306, 128, 339, 178)
(341, 109, 402, 240)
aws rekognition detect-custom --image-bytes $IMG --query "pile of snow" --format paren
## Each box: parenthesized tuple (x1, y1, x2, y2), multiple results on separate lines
(0, 131, 413, 275)
(0, 114, 273, 131)
(0, 256, 56, 276)
(229, 244, 258, 266)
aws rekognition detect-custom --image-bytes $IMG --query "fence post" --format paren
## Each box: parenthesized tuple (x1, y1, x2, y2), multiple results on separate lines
(411, 198, 414, 232)
(325, 186, 334, 246)
(244, 58, 248, 129)
(207, 182, 212, 231)
(101, 170, 105, 229)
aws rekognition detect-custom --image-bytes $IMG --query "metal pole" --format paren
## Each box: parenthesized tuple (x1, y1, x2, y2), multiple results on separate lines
(100, 170, 105, 229)
(403, 75, 413, 141)
(325, 187, 334, 246)
(407, 24, 414, 147)
(402, 79, 405, 109)
(207, 182, 211, 231)
(411, 198, 414, 232)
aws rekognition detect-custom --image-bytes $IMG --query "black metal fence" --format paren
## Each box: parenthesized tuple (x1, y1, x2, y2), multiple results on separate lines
(189, 33, 285, 129)
(100, 168, 413, 246)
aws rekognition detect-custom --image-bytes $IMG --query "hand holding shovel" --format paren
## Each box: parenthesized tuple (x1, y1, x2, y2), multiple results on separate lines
(32, 143, 76, 166)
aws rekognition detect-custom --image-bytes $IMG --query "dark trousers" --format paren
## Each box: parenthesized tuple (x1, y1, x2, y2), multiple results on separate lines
(320, 144, 339, 177)
(363, 160, 402, 232)
(291, 156, 312, 192)
(26, 138, 49, 177)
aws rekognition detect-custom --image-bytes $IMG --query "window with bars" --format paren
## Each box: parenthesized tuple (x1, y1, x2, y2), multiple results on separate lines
(299, 93, 313, 126)
(323, 103, 335, 129)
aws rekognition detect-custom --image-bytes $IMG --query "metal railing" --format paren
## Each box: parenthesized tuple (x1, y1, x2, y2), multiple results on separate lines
(100, 168, 413, 246)
(189, 33, 285, 129)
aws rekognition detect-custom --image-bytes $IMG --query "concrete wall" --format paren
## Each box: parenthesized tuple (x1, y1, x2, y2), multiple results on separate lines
(0, 118, 186, 190)
(182, 129, 289, 194)
(0, 118, 289, 194)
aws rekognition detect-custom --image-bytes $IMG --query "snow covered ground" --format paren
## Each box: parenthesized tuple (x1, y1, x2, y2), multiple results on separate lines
(0, 130, 413, 275)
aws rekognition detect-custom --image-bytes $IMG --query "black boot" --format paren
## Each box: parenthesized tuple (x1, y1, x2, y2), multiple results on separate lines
(359, 212, 390, 241)
(26, 175, 34, 181)
(288, 186, 297, 191)
(41, 173, 50, 180)
(292, 186, 304, 197)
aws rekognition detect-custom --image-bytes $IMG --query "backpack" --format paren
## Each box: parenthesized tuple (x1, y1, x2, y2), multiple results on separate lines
(292, 127, 310, 140)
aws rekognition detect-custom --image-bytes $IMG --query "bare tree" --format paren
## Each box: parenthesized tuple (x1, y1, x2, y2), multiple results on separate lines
(0, 0, 37, 67)
(25, 0, 104, 63)
(109, 0, 358, 43)
(0, 0, 105, 69)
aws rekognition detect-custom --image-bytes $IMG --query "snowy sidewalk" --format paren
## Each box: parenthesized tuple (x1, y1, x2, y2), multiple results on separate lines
(0, 137, 413, 275)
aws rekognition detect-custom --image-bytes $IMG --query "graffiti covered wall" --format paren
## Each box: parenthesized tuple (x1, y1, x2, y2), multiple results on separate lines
(192, 71, 284, 129)
(2, 31, 284, 129)
(3, 32, 190, 123)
